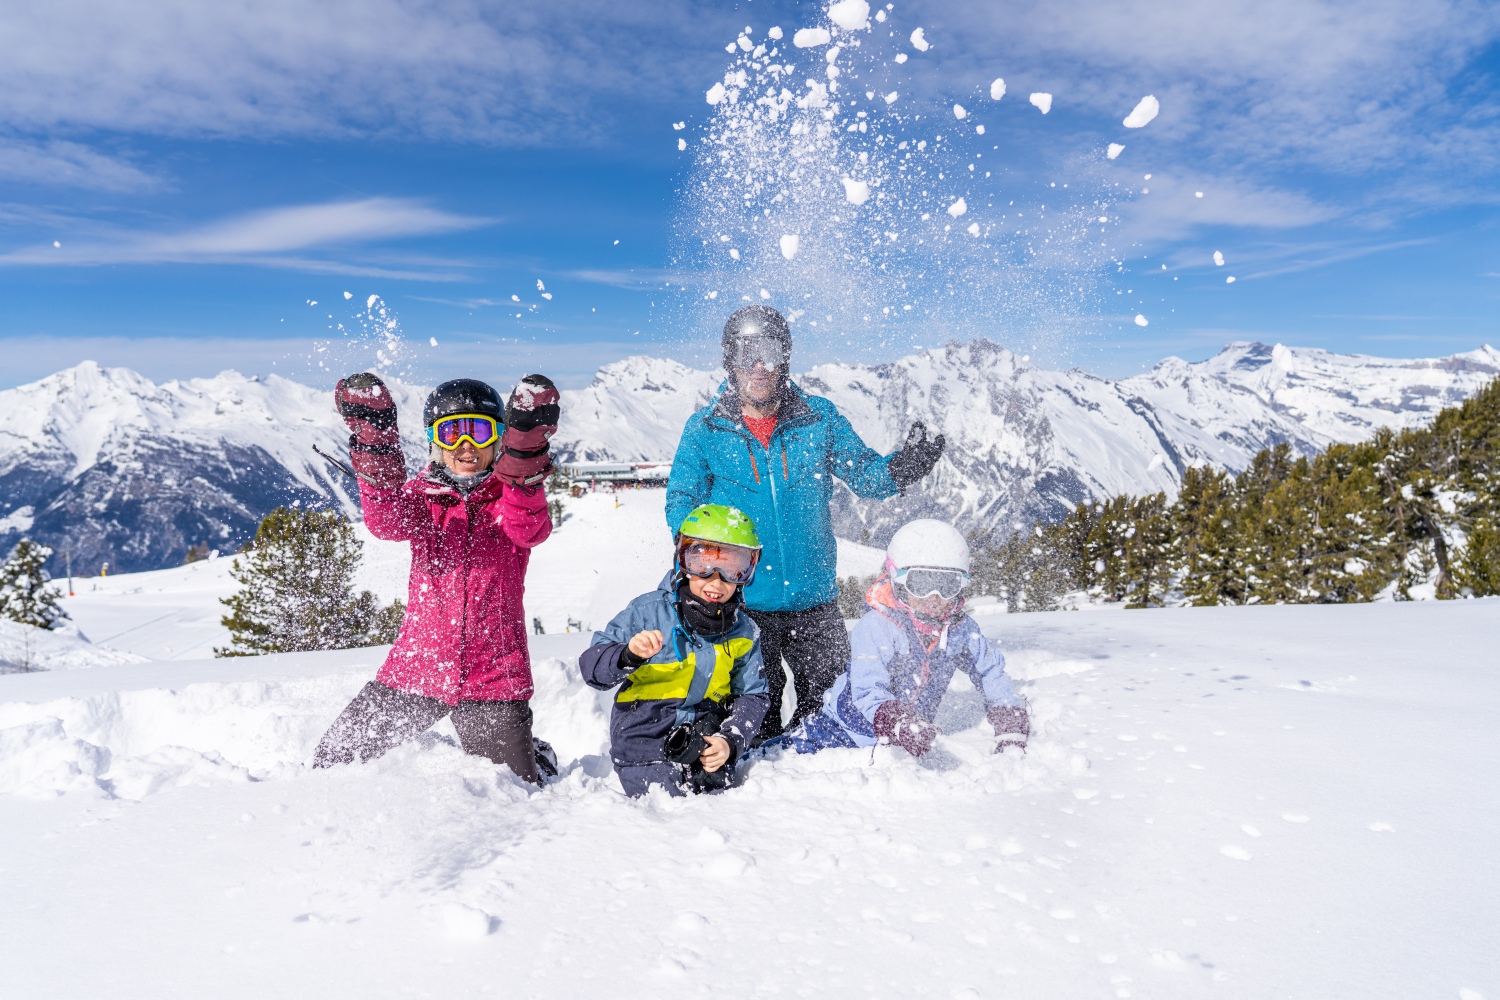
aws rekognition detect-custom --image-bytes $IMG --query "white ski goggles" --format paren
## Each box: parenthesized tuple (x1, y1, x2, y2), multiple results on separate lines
(895, 566, 969, 601)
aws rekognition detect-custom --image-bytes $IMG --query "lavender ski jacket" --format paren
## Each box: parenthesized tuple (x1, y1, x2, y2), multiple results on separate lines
(357, 460, 552, 704)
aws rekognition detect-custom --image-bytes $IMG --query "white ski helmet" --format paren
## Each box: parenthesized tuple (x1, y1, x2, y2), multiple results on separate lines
(885, 519, 970, 574)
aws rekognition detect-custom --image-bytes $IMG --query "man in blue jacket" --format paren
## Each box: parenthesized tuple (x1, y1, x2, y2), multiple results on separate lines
(666, 305, 945, 742)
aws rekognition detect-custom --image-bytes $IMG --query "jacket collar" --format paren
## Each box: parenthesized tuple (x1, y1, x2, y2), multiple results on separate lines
(417, 464, 506, 503)
(706, 379, 816, 435)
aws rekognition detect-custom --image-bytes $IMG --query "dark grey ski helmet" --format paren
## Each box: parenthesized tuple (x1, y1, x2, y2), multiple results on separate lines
(721, 305, 792, 373)
(423, 378, 502, 427)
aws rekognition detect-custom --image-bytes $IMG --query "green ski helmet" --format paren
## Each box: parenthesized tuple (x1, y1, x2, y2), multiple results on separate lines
(675, 503, 762, 585)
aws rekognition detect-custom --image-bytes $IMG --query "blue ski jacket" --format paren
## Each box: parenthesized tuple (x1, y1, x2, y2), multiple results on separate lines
(815, 580, 1024, 749)
(665, 381, 899, 613)
(579, 575, 770, 767)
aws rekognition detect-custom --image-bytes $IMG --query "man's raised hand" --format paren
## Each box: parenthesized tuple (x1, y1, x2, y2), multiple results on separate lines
(887, 421, 946, 488)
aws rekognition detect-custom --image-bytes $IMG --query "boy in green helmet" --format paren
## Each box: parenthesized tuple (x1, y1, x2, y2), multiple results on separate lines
(578, 504, 771, 797)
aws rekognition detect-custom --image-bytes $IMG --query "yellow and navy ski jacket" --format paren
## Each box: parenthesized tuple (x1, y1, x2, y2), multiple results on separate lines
(579, 575, 770, 767)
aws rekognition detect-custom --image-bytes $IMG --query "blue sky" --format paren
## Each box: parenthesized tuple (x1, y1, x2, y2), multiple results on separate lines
(1, 0, 1497, 390)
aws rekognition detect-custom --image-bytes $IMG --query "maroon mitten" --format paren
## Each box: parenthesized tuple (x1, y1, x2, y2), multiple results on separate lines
(334, 373, 404, 489)
(493, 374, 560, 490)
(988, 704, 1030, 753)
(873, 700, 937, 757)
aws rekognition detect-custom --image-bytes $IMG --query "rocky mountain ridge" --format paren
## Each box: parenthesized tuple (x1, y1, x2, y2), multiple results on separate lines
(2, 340, 1496, 571)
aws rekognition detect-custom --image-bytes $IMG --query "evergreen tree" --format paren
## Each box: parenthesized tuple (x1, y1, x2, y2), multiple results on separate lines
(0, 539, 68, 630)
(216, 507, 405, 656)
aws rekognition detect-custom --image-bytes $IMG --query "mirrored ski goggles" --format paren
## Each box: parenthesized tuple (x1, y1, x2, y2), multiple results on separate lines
(896, 567, 969, 601)
(727, 335, 788, 371)
(679, 539, 760, 585)
(428, 414, 500, 450)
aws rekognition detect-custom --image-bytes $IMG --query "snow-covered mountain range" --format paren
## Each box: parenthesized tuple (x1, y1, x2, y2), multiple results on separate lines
(554, 339, 1500, 547)
(2, 340, 1496, 572)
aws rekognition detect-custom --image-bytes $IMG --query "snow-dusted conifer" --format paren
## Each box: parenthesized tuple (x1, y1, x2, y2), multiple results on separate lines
(0, 538, 68, 630)
(216, 507, 403, 656)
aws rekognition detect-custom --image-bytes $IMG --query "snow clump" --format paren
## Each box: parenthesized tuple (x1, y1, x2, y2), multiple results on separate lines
(966, 222, 980, 236)
(910, 27, 929, 51)
(947, 198, 968, 218)
(1030, 93, 1053, 114)
(1214, 251, 1225, 266)
(1135, 314, 1149, 327)
(841, 177, 871, 205)
(768, 26, 783, 39)
(780, 234, 800, 260)
(794, 27, 831, 47)
(1123, 95, 1160, 128)
(706, 82, 726, 105)
(953, 104, 967, 120)
(1107, 143, 1125, 159)
(827, 0, 870, 31)
(990, 78, 1006, 100)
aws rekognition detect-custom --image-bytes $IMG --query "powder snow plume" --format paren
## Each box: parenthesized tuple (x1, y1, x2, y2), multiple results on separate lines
(669, 5, 1128, 367)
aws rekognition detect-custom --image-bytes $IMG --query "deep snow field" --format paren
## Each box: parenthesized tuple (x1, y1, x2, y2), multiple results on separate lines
(1, 489, 1496, 999)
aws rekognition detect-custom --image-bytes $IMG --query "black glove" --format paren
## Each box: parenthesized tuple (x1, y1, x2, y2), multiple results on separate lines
(886, 421, 945, 488)
(617, 644, 648, 673)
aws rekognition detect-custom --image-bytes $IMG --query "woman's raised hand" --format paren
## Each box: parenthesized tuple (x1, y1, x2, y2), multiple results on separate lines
(334, 373, 400, 450)
(494, 374, 561, 490)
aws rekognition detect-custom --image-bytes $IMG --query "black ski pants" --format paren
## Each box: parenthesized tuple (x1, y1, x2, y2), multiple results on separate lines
(747, 600, 851, 741)
(312, 680, 540, 784)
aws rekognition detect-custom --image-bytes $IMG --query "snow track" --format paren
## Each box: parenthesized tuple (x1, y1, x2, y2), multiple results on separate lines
(2, 601, 1496, 997)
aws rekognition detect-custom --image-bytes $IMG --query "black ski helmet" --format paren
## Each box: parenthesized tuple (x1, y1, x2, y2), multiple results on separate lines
(423, 378, 503, 427)
(721, 305, 792, 372)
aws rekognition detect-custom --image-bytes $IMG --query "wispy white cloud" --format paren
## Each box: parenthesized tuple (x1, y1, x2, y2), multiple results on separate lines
(0, 0, 726, 143)
(0, 138, 161, 191)
(0, 198, 490, 277)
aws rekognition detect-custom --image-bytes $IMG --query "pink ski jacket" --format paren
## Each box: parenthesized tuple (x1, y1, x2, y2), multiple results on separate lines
(359, 466, 552, 704)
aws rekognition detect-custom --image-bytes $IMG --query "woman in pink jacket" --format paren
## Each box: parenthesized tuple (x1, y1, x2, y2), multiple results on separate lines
(312, 371, 559, 784)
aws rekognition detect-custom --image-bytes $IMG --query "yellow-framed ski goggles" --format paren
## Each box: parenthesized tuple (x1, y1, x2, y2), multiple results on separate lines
(428, 413, 500, 450)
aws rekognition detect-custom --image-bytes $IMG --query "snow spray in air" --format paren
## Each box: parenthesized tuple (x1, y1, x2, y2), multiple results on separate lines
(310, 293, 424, 386)
(670, 1, 1123, 368)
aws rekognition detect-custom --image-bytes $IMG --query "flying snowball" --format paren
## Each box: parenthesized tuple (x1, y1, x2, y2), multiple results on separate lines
(536, 279, 545, 291)
(706, 82, 726, 105)
(947, 197, 967, 217)
(841, 177, 871, 205)
(1213, 250, 1225, 266)
(990, 78, 1006, 100)
(1107, 143, 1125, 159)
(768, 26, 783, 39)
(343, 291, 353, 299)
(910, 27, 930, 51)
(827, 0, 870, 31)
(884, 91, 899, 104)
(1195, 191, 1204, 198)
(729, 248, 740, 260)
(966, 222, 980, 236)
(1134, 314, 1149, 327)
(894, 53, 908, 63)
(678, 138, 687, 150)
(1123, 95, 1159, 128)
(953, 103, 967, 120)
(430, 337, 439, 347)
(780, 234, 800, 259)
(1029, 92, 1052, 114)
(1226, 276, 1236, 284)
(976, 124, 985, 135)
(794, 27, 831, 47)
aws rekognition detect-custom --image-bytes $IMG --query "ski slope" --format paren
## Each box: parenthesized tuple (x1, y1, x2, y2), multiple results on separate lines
(0, 494, 1495, 999)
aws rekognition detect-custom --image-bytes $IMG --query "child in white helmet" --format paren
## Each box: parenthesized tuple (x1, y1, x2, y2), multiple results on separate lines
(771, 518, 1029, 758)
